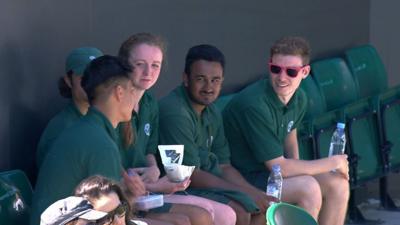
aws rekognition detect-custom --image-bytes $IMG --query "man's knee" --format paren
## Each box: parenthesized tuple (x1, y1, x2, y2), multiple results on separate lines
(323, 174, 350, 202)
(228, 201, 251, 225)
(296, 176, 322, 211)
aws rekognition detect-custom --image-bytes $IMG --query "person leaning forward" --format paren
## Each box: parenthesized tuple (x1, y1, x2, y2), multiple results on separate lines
(30, 55, 146, 225)
(223, 36, 350, 225)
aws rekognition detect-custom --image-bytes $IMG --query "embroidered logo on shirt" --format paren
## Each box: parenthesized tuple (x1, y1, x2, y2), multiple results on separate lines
(144, 123, 151, 136)
(287, 121, 294, 133)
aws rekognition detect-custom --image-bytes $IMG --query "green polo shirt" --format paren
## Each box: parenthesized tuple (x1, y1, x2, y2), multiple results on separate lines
(158, 85, 258, 213)
(223, 78, 307, 173)
(30, 107, 122, 225)
(36, 101, 84, 168)
(118, 91, 159, 169)
(158, 85, 230, 176)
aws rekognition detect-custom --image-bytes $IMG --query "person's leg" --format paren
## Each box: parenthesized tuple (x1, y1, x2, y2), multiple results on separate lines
(314, 172, 350, 225)
(164, 194, 236, 225)
(249, 212, 266, 225)
(281, 175, 322, 220)
(145, 212, 190, 225)
(134, 217, 173, 225)
(227, 200, 251, 225)
(169, 203, 213, 225)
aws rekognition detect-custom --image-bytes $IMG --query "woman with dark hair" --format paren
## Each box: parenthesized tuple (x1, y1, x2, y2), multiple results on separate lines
(75, 175, 180, 225)
(74, 175, 136, 225)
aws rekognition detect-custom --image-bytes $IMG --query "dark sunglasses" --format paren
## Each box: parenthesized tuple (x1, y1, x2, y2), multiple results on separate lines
(268, 63, 306, 78)
(88, 202, 127, 225)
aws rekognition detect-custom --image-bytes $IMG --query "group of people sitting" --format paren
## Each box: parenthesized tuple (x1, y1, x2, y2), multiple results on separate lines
(32, 33, 350, 225)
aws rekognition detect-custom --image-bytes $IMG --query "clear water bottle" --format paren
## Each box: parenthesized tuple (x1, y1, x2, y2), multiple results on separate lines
(328, 122, 346, 157)
(266, 164, 283, 202)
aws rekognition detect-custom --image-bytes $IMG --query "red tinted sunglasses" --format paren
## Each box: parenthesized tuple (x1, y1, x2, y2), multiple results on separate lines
(268, 63, 306, 78)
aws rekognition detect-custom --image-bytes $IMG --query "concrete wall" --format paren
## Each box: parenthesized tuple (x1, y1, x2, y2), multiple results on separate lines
(370, 0, 400, 87)
(0, 0, 371, 181)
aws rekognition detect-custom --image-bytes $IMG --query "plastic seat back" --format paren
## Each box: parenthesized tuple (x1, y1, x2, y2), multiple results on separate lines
(299, 75, 327, 121)
(266, 202, 317, 225)
(0, 178, 30, 225)
(0, 170, 33, 206)
(345, 45, 388, 98)
(311, 58, 358, 111)
(379, 87, 400, 170)
(344, 98, 384, 186)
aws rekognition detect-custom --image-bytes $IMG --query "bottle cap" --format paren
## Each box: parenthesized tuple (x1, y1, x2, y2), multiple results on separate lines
(272, 164, 280, 172)
(337, 122, 345, 129)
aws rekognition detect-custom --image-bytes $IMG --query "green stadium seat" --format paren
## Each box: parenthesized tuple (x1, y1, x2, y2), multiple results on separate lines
(311, 58, 358, 111)
(0, 170, 33, 206)
(266, 202, 317, 225)
(312, 109, 343, 159)
(0, 176, 31, 225)
(297, 121, 316, 160)
(299, 75, 327, 121)
(378, 87, 400, 171)
(345, 45, 388, 98)
(343, 97, 384, 186)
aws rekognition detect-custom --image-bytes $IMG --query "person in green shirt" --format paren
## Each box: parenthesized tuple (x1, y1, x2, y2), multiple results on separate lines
(30, 55, 146, 225)
(223, 36, 350, 225)
(117, 33, 229, 225)
(159, 44, 274, 225)
(36, 47, 103, 168)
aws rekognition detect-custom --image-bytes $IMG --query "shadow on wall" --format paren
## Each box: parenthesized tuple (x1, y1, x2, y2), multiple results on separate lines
(1, 41, 46, 185)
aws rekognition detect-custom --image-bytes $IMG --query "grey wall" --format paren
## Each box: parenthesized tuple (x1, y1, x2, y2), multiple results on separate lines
(0, 0, 372, 181)
(370, 0, 400, 87)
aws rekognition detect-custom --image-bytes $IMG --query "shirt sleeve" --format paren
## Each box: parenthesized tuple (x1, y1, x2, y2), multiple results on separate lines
(238, 107, 284, 163)
(159, 114, 202, 169)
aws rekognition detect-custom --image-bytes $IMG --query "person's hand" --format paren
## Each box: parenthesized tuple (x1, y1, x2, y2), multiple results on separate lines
(131, 166, 160, 183)
(121, 170, 147, 198)
(247, 189, 278, 213)
(147, 176, 191, 194)
(332, 154, 349, 180)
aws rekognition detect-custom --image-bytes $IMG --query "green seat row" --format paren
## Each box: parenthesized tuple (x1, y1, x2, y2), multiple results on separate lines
(0, 170, 33, 225)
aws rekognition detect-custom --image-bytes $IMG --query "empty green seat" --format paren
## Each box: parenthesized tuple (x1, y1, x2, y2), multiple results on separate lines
(0, 177, 30, 225)
(297, 122, 316, 160)
(343, 98, 384, 186)
(379, 87, 400, 171)
(266, 202, 317, 225)
(312, 109, 343, 159)
(0, 170, 33, 206)
(299, 75, 327, 121)
(345, 45, 388, 98)
(311, 58, 358, 111)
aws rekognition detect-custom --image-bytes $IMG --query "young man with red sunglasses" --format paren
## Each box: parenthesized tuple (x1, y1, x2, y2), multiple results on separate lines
(223, 36, 350, 225)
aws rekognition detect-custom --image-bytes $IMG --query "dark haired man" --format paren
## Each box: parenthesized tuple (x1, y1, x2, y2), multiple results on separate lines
(158, 44, 273, 225)
(223, 37, 350, 225)
(31, 55, 145, 225)
(36, 47, 103, 167)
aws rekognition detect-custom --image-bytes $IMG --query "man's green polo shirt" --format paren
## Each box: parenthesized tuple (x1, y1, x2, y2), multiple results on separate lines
(158, 85, 230, 176)
(223, 78, 307, 174)
(36, 101, 83, 167)
(30, 107, 122, 225)
(118, 91, 159, 169)
(158, 85, 258, 213)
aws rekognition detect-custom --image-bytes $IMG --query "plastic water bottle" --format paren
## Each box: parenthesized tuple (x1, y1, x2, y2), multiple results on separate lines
(266, 164, 283, 202)
(328, 122, 346, 157)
